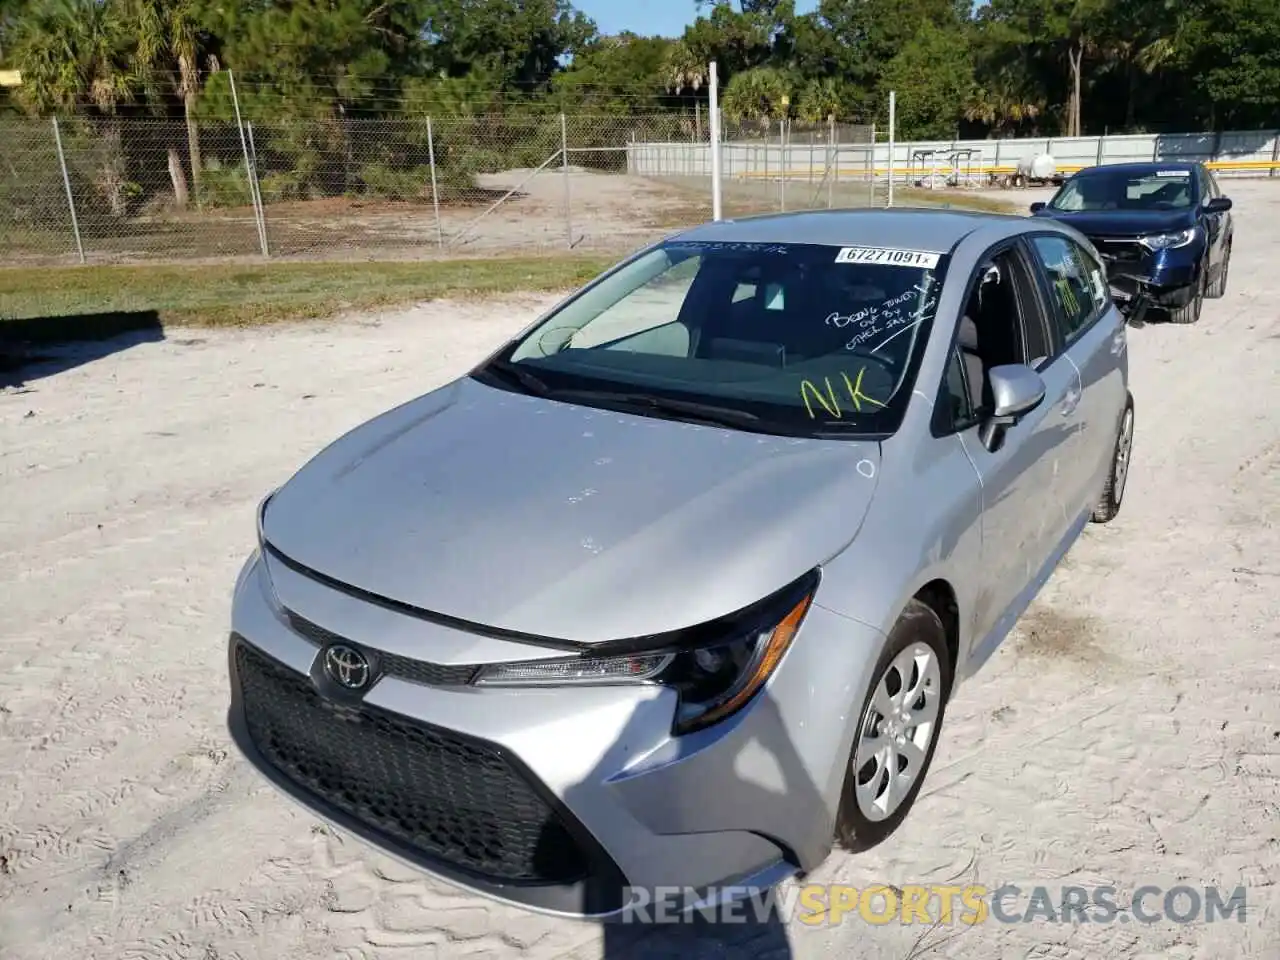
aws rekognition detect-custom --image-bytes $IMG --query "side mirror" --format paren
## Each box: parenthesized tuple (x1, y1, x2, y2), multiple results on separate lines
(1205, 196, 1232, 213)
(989, 364, 1046, 422)
(979, 364, 1045, 451)
(1029, 202, 1046, 213)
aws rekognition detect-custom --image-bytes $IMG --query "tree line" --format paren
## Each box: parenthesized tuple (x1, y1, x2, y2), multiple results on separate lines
(0, 0, 1276, 219)
(2, 0, 1278, 134)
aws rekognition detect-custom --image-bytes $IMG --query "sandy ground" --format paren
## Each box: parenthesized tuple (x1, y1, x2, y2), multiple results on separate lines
(1, 183, 1278, 960)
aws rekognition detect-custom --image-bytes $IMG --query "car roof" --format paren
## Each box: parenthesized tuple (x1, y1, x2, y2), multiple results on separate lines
(1072, 160, 1201, 177)
(668, 207, 1028, 253)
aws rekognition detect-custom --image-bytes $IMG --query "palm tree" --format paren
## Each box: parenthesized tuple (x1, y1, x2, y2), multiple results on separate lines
(721, 66, 790, 124)
(664, 40, 707, 94)
(964, 84, 1044, 137)
(14, 0, 135, 114)
(13, 0, 137, 215)
(130, 0, 215, 206)
(796, 77, 841, 124)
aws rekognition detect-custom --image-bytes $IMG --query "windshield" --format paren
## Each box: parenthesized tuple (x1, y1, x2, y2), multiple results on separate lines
(1049, 168, 1196, 212)
(476, 240, 950, 438)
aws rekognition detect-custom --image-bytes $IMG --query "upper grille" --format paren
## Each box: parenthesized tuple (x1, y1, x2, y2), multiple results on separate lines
(285, 609, 478, 687)
(1094, 238, 1147, 265)
(235, 641, 590, 884)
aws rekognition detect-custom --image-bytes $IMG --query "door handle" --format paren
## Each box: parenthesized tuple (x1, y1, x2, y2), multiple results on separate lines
(1061, 386, 1081, 416)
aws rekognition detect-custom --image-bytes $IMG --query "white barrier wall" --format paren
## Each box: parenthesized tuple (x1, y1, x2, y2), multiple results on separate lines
(626, 129, 1280, 180)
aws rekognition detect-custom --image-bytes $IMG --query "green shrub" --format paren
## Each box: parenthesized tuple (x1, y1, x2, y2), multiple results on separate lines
(197, 159, 256, 208)
(357, 163, 432, 201)
(258, 170, 309, 203)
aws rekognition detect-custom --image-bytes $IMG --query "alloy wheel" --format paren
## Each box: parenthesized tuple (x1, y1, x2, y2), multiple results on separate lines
(1113, 406, 1134, 504)
(854, 642, 943, 822)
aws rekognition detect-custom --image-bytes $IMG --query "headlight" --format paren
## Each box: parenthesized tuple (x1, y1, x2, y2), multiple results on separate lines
(1139, 228, 1196, 251)
(474, 573, 817, 735)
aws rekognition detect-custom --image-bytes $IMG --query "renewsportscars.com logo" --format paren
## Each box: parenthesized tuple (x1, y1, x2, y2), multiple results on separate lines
(617, 883, 1249, 926)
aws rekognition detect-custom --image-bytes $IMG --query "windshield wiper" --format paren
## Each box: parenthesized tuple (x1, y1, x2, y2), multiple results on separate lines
(480, 359, 551, 396)
(551, 389, 761, 429)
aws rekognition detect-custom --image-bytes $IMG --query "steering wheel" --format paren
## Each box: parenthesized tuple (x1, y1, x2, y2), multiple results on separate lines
(843, 349, 898, 378)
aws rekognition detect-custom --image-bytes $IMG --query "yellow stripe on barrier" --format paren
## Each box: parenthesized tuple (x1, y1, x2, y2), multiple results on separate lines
(735, 158, 1280, 180)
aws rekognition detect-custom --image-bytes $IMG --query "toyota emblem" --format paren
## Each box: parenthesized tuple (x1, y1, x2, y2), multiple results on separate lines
(324, 644, 372, 691)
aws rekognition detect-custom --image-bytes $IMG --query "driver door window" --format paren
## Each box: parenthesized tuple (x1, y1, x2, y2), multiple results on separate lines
(939, 245, 1046, 432)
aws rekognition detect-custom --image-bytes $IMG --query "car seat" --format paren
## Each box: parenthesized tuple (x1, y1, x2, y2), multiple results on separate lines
(956, 316, 986, 415)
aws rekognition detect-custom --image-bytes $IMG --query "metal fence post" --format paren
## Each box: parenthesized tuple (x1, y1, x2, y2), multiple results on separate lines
(867, 125, 874, 206)
(709, 62, 724, 221)
(779, 118, 786, 212)
(887, 92, 896, 208)
(426, 116, 444, 247)
(827, 115, 835, 209)
(1270, 130, 1279, 178)
(229, 71, 268, 257)
(246, 121, 270, 257)
(809, 126, 815, 194)
(51, 117, 86, 264)
(561, 112, 572, 249)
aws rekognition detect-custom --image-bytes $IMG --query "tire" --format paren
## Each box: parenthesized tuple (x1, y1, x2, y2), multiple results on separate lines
(1091, 392, 1135, 524)
(834, 600, 953, 853)
(1166, 268, 1204, 324)
(1205, 244, 1231, 299)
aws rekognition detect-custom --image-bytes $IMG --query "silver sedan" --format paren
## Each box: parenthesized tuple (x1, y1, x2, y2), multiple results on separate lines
(227, 208, 1134, 918)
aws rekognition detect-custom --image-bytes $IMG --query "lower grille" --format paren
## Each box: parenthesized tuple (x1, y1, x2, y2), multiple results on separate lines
(235, 640, 590, 884)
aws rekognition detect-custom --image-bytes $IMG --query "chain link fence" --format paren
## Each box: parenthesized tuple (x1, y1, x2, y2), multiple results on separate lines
(1, 110, 882, 267)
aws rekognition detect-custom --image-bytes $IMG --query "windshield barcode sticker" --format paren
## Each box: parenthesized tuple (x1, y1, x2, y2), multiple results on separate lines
(835, 246, 941, 268)
(1156, 170, 1191, 177)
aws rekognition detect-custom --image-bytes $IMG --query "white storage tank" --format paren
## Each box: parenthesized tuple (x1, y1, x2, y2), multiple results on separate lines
(1016, 152, 1058, 181)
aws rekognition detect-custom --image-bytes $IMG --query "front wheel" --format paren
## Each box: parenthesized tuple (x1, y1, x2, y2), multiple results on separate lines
(834, 600, 952, 853)
(1205, 244, 1231, 299)
(1166, 269, 1205, 324)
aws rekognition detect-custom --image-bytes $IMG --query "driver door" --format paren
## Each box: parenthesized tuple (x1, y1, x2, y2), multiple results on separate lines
(947, 242, 1083, 672)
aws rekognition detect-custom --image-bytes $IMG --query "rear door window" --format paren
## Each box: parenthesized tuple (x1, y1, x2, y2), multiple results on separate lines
(1028, 235, 1106, 346)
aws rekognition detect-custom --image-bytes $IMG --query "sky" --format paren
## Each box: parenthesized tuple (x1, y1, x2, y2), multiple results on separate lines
(575, 0, 820, 39)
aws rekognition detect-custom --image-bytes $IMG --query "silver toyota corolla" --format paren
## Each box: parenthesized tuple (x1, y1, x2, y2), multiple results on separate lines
(227, 209, 1134, 918)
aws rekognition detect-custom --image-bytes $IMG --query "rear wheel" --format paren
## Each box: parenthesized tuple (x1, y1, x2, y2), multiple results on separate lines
(834, 600, 952, 853)
(1166, 268, 1205, 324)
(1205, 243, 1231, 299)
(1091, 393, 1135, 524)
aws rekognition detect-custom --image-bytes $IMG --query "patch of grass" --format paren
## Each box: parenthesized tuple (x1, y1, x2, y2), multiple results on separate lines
(0, 256, 614, 333)
(893, 186, 1022, 215)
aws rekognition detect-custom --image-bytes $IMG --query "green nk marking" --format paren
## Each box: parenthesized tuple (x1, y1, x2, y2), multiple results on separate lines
(1054, 275, 1081, 315)
(800, 367, 887, 420)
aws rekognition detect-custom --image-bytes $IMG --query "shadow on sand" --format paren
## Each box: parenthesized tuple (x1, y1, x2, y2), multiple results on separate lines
(0, 310, 165, 390)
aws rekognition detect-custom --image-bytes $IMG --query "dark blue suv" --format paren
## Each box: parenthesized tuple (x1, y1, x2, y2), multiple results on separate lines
(1030, 161, 1233, 323)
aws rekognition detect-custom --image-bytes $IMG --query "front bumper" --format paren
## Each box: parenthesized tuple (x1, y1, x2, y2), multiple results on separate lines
(1094, 238, 1203, 310)
(226, 549, 884, 918)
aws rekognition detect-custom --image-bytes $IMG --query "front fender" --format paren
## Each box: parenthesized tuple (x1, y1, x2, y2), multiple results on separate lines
(814, 430, 984, 682)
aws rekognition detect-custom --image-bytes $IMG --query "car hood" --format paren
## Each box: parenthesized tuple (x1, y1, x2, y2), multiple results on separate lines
(261, 376, 881, 644)
(1034, 207, 1196, 238)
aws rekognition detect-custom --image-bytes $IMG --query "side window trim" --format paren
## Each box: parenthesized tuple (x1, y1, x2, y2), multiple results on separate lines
(1004, 240, 1056, 369)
